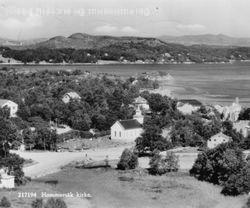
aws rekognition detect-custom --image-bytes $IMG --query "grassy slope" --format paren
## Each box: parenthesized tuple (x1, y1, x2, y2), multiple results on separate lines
(0, 168, 247, 208)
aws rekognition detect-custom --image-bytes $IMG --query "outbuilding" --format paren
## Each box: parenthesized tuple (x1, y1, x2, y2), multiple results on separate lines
(0, 169, 15, 189)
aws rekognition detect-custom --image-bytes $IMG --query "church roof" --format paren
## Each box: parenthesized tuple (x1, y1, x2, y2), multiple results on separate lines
(118, 119, 142, 130)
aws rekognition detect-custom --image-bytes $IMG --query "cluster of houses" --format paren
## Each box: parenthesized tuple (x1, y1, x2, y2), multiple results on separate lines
(0, 94, 249, 189)
(111, 96, 250, 150)
(0, 95, 249, 151)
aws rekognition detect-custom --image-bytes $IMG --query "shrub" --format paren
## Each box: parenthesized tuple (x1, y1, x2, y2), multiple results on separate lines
(44, 198, 67, 208)
(149, 151, 179, 175)
(222, 159, 250, 196)
(0, 153, 25, 185)
(190, 143, 245, 184)
(117, 148, 138, 170)
(0, 197, 11, 207)
(31, 198, 43, 208)
(190, 143, 248, 195)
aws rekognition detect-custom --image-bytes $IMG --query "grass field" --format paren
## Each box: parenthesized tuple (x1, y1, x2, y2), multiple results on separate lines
(0, 167, 247, 208)
(36, 168, 248, 208)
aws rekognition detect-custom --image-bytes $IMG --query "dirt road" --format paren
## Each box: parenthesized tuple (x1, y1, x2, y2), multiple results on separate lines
(12, 145, 133, 178)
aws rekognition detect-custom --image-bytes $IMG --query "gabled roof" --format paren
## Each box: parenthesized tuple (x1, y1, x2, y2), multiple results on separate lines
(118, 119, 142, 130)
(209, 132, 230, 140)
(0, 99, 15, 106)
(179, 99, 202, 106)
(64, 92, 81, 99)
(134, 96, 148, 104)
(0, 99, 9, 106)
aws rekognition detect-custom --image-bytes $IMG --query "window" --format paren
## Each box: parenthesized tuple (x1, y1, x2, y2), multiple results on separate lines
(119, 132, 121, 137)
(115, 131, 116, 137)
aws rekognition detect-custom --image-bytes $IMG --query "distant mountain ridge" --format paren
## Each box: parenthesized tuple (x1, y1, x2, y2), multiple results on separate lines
(2, 33, 250, 64)
(2, 33, 250, 48)
(0, 37, 48, 47)
(159, 34, 250, 47)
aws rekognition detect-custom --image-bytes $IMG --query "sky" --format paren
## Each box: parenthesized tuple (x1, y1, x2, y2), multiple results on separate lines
(0, 0, 250, 40)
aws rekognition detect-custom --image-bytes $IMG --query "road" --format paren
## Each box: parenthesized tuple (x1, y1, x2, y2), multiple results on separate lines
(12, 145, 132, 178)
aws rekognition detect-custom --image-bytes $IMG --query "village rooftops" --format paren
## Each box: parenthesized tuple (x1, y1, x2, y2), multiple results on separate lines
(118, 119, 142, 130)
(178, 99, 203, 106)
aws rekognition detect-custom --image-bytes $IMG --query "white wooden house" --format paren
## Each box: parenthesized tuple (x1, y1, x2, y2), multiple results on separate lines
(0, 168, 15, 189)
(133, 96, 150, 111)
(62, 92, 81, 104)
(0, 99, 18, 117)
(207, 132, 231, 149)
(111, 119, 143, 142)
(111, 109, 144, 142)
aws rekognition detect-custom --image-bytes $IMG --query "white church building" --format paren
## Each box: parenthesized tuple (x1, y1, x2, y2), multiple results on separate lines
(111, 109, 144, 142)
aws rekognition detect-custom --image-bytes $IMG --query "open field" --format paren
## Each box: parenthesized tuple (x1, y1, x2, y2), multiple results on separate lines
(0, 179, 91, 208)
(1, 168, 246, 208)
(9, 146, 249, 208)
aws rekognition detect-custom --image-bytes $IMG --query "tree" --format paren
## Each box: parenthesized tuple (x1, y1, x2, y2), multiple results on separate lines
(44, 198, 67, 208)
(239, 108, 250, 120)
(149, 151, 179, 175)
(0, 153, 25, 185)
(35, 128, 58, 151)
(190, 143, 248, 195)
(31, 199, 43, 208)
(23, 128, 36, 151)
(0, 116, 18, 157)
(221, 160, 250, 196)
(117, 148, 138, 170)
(136, 124, 172, 155)
(0, 196, 11, 207)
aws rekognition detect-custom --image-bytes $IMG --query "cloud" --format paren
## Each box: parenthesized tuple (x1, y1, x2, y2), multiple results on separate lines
(94, 24, 118, 34)
(0, 15, 43, 30)
(94, 24, 139, 35)
(176, 24, 206, 32)
(121, 26, 138, 34)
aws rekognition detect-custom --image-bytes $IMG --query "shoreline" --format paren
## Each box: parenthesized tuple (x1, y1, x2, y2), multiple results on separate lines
(0, 61, 244, 66)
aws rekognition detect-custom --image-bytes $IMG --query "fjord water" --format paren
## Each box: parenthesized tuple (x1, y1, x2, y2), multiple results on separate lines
(12, 62, 250, 106)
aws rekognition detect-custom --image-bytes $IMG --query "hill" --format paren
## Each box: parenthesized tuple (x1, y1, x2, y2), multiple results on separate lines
(159, 34, 250, 47)
(1, 33, 250, 64)
(26, 33, 168, 50)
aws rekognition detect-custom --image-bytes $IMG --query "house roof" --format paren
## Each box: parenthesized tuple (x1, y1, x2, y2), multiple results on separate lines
(118, 119, 142, 130)
(0, 99, 12, 106)
(209, 132, 230, 140)
(0, 99, 9, 106)
(134, 96, 148, 104)
(64, 92, 81, 99)
(179, 99, 202, 106)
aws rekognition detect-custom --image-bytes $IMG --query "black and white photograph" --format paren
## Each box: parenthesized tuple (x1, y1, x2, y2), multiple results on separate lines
(0, 0, 249, 207)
